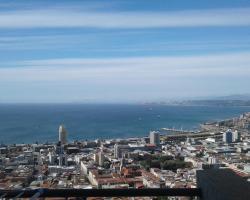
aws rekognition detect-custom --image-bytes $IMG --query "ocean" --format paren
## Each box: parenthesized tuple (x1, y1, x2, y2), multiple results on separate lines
(0, 104, 249, 144)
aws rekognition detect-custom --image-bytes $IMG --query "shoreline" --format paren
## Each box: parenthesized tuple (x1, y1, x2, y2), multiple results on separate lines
(1, 111, 249, 146)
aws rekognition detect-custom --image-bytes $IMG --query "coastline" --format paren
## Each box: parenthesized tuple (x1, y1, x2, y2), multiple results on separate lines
(0, 107, 249, 145)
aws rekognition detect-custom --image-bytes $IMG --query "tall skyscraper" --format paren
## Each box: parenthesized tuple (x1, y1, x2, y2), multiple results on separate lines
(149, 131, 160, 146)
(114, 144, 121, 158)
(98, 151, 105, 167)
(223, 129, 233, 143)
(59, 125, 67, 145)
(233, 130, 240, 142)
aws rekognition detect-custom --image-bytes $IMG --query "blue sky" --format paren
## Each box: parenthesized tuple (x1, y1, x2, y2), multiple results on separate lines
(0, 0, 250, 103)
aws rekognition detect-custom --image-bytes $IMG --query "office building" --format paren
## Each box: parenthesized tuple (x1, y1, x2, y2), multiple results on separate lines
(59, 125, 67, 145)
(223, 129, 233, 143)
(149, 131, 160, 146)
(98, 151, 105, 167)
(233, 130, 240, 142)
(114, 144, 129, 159)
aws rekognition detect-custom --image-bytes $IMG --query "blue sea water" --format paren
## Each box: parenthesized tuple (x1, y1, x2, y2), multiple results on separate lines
(0, 104, 249, 144)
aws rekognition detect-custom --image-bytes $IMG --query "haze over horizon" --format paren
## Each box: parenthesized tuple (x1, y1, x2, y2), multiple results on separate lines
(0, 0, 250, 103)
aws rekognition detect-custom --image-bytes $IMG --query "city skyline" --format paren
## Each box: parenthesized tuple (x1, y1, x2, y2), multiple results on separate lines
(0, 0, 250, 103)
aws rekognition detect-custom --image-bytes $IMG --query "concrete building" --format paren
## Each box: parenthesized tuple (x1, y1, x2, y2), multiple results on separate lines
(149, 131, 160, 146)
(59, 153, 67, 166)
(93, 153, 98, 163)
(98, 151, 105, 167)
(233, 130, 240, 142)
(114, 144, 129, 159)
(59, 125, 67, 145)
(208, 157, 217, 164)
(48, 151, 57, 165)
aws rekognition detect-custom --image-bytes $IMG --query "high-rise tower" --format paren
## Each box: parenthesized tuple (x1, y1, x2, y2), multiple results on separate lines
(223, 129, 233, 143)
(59, 125, 67, 145)
(149, 131, 160, 146)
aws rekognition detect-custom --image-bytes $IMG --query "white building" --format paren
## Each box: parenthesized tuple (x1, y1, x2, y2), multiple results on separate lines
(149, 131, 160, 146)
(208, 157, 217, 164)
(233, 130, 240, 142)
(48, 151, 57, 165)
(48, 166, 75, 174)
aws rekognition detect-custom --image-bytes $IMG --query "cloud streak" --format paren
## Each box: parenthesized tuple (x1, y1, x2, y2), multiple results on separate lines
(1, 52, 250, 82)
(1, 52, 250, 102)
(0, 7, 250, 29)
(0, 35, 249, 51)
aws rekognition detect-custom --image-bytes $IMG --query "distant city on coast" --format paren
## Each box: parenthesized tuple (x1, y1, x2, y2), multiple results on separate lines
(1, 107, 250, 194)
(0, 103, 250, 144)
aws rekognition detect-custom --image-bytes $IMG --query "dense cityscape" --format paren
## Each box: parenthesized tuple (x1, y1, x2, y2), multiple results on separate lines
(1, 0, 250, 199)
(0, 112, 250, 199)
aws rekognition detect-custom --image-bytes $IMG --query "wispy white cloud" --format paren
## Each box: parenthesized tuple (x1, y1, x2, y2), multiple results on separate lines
(1, 52, 250, 102)
(0, 7, 250, 29)
(0, 34, 249, 51)
(1, 52, 250, 82)
(0, 35, 97, 50)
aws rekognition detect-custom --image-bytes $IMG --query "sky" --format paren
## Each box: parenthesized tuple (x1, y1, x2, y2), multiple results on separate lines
(0, 0, 250, 103)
